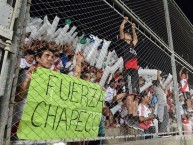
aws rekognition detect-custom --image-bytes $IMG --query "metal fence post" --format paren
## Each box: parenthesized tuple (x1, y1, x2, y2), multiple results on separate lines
(163, 0, 182, 135)
(5, 0, 31, 145)
(5, 0, 31, 144)
(0, 0, 28, 144)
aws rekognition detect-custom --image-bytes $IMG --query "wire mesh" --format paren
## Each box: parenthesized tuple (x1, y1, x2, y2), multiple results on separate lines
(168, 0, 193, 79)
(2, 0, 193, 145)
(119, 0, 169, 45)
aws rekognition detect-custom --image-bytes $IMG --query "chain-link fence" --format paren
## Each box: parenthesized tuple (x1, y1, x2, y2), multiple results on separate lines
(1, 0, 193, 145)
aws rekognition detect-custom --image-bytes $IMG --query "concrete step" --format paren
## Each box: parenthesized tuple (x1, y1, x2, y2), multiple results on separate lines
(103, 126, 144, 144)
(101, 135, 193, 145)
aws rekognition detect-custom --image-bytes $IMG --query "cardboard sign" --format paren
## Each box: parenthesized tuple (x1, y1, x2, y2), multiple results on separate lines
(18, 68, 104, 140)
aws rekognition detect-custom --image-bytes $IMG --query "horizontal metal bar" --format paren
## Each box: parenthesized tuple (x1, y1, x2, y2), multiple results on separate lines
(9, 131, 180, 144)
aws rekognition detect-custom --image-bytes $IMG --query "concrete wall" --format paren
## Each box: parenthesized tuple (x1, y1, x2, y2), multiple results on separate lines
(103, 135, 193, 145)
(102, 127, 193, 145)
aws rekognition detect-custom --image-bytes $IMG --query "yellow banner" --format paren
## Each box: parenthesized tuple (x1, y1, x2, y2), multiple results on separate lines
(18, 68, 105, 140)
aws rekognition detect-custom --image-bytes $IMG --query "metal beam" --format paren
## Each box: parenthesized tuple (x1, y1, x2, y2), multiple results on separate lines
(0, 0, 28, 143)
(163, 0, 182, 136)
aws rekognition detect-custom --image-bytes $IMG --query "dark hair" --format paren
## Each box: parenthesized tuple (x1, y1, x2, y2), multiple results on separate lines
(67, 54, 73, 61)
(182, 104, 187, 110)
(139, 92, 148, 98)
(35, 47, 55, 59)
(139, 91, 149, 103)
(24, 49, 35, 56)
(25, 32, 31, 38)
(122, 97, 126, 102)
(118, 79, 123, 83)
(182, 69, 187, 75)
(109, 79, 115, 85)
(80, 73, 90, 80)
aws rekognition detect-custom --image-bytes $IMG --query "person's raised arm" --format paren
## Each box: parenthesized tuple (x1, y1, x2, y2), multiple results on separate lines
(186, 70, 189, 80)
(179, 67, 184, 78)
(119, 17, 128, 40)
(157, 70, 161, 83)
(73, 51, 84, 78)
(131, 23, 138, 46)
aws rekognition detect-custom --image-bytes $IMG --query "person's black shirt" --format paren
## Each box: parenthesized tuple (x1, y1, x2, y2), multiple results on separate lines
(114, 39, 137, 63)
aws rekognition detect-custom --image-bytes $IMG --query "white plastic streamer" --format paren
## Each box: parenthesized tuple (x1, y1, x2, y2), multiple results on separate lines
(138, 69, 158, 77)
(107, 73, 113, 84)
(85, 36, 102, 63)
(160, 77, 165, 88)
(31, 16, 51, 40)
(76, 43, 83, 52)
(163, 73, 173, 89)
(54, 28, 62, 38)
(105, 51, 113, 67)
(72, 36, 79, 51)
(45, 16, 60, 41)
(140, 80, 153, 93)
(90, 50, 100, 66)
(168, 80, 173, 91)
(28, 18, 43, 27)
(99, 58, 123, 86)
(99, 66, 111, 86)
(78, 34, 88, 51)
(69, 32, 78, 43)
(108, 51, 118, 66)
(83, 41, 91, 58)
(64, 26, 77, 44)
(26, 18, 43, 33)
(138, 69, 161, 82)
(119, 57, 124, 72)
(110, 57, 123, 74)
(27, 25, 38, 36)
(110, 102, 123, 115)
(190, 89, 193, 95)
(55, 25, 70, 45)
(95, 40, 111, 69)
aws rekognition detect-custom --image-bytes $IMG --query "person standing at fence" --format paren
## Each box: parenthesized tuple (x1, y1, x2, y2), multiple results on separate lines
(179, 67, 193, 113)
(11, 48, 55, 140)
(115, 16, 139, 124)
(138, 91, 156, 139)
(117, 16, 139, 95)
(153, 71, 169, 133)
